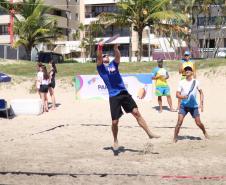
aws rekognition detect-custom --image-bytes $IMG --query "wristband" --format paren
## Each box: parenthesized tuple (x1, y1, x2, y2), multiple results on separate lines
(97, 44, 103, 51)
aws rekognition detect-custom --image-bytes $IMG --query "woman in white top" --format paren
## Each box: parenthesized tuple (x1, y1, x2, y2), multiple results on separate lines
(38, 65, 50, 112)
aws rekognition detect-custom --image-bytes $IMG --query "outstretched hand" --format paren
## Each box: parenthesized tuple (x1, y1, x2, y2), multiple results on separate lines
(98, 40, 104, 46)
(98, 41, 104, 47)
(97, 41, 104, 53)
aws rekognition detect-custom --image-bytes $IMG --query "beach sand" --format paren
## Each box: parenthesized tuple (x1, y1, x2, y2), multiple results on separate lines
(0, 68, 226, 185)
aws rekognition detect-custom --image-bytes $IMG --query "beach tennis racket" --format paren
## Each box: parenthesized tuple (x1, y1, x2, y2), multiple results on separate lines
(96, 34, 120, 45)
(187, 80, 196, 99)
(104, 34, 120, 44)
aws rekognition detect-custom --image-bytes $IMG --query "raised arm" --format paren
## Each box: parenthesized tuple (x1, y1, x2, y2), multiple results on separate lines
(114, 44, 121, 64)
(97, 42, 103, 66)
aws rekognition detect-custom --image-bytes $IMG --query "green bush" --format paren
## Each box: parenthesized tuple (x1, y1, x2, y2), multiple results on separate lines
(63, 59, 79, 63)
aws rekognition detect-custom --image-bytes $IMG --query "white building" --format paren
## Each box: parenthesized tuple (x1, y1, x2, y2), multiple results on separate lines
(0, 0, 79, 60)
(60, 0, 187, 62)
(0, 0, 188, 61)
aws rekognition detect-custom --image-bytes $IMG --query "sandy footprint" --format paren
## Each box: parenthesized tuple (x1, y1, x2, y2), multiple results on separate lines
(141, 142, 154, 154)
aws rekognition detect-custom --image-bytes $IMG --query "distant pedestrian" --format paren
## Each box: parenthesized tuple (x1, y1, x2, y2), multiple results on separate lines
(48, 60, 57, 110)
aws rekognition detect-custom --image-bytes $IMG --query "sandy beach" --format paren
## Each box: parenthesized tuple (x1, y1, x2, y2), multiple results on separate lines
(0, 68, 226, 185)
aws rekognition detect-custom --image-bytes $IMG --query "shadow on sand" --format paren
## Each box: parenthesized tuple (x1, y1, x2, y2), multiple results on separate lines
(153, 105, 170, 111)
(48, 103, 61, 109)
(152, 106, 178, 113)
(103, 146, 142, 156)
(103, 146, 160, 156)
(177, 135, 202, 141)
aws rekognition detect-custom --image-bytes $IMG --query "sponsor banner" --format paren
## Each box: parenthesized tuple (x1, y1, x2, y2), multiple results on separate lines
(74, 74, 153, 100)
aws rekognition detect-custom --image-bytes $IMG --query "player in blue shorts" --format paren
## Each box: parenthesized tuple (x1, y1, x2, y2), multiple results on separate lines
(96, 41, 160, 150)
(151, 59, 176, 113)
(173, 66, 209, 143)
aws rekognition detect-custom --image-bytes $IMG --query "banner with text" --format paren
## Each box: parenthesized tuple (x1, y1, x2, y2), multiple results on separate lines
(74, 74, 153, 100)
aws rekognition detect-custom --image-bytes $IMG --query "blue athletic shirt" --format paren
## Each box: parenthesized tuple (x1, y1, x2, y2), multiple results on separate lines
(97, 60, 127, 97)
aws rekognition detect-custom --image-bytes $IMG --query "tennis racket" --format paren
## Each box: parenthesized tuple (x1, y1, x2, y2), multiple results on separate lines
(104, 34, 120, 44)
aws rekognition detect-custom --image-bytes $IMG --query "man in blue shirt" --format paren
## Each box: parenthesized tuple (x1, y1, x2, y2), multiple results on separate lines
(97, 42, 160, 150)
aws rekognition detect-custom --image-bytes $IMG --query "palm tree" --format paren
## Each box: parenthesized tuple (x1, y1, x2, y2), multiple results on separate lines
(0, 0, 11, 9)
(79, 22, 104, 61)
(12, 0, 60, 60)
(98, 0, 187, 62)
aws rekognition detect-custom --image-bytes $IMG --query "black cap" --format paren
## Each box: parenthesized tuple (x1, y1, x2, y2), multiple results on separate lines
(102, 54, 109, 58)
(157, 58, 163, 63)
(184, 66, 193, 71)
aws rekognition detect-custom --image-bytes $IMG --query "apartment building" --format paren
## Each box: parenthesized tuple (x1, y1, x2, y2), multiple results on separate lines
(0, 0, 189, 61)
(76, 0, 183, 61)
(0, 0, 79, 59)
(192, 4, 226, 57)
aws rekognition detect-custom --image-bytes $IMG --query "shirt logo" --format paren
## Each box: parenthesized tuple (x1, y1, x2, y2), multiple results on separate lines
(107, 66, 116, 73)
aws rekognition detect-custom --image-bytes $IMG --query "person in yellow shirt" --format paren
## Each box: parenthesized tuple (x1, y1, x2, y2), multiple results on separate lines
(179, 51, 196, 79)
(151, 59, 176, 113)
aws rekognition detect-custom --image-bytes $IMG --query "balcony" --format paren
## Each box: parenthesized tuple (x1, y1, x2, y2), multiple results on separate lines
(0, 35, 10, 44)
(85, 0, 117, 5)
(49, 15, 68, 28)
(44, 0, 68, 11)
(0, 15, 10, 24)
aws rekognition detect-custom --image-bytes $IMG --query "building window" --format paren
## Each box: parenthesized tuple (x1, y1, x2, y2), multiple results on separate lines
(85, 4, 116, 18)
(0, 25, 8, 35)
(53, 9, 62, 16)
(209, 39, 215, 48)
(199, 39, 215, 48)
(0, 7, 8, 15)
(198, 16, 226, 26)
(96, 25, 129, 37)
(75, 13, 79, 20)
(199, 39, 203, 48)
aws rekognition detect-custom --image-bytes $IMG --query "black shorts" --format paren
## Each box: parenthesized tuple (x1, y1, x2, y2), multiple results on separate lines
(109, 91, 137, 120)
(39, 84, 49, 93)
(48, 81, 56, 89)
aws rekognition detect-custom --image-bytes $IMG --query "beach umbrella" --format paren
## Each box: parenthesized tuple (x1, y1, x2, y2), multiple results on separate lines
(0, 73, 11, 83)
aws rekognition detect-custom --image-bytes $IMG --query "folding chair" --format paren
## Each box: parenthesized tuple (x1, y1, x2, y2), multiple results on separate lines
(0, 99, 8, 119)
